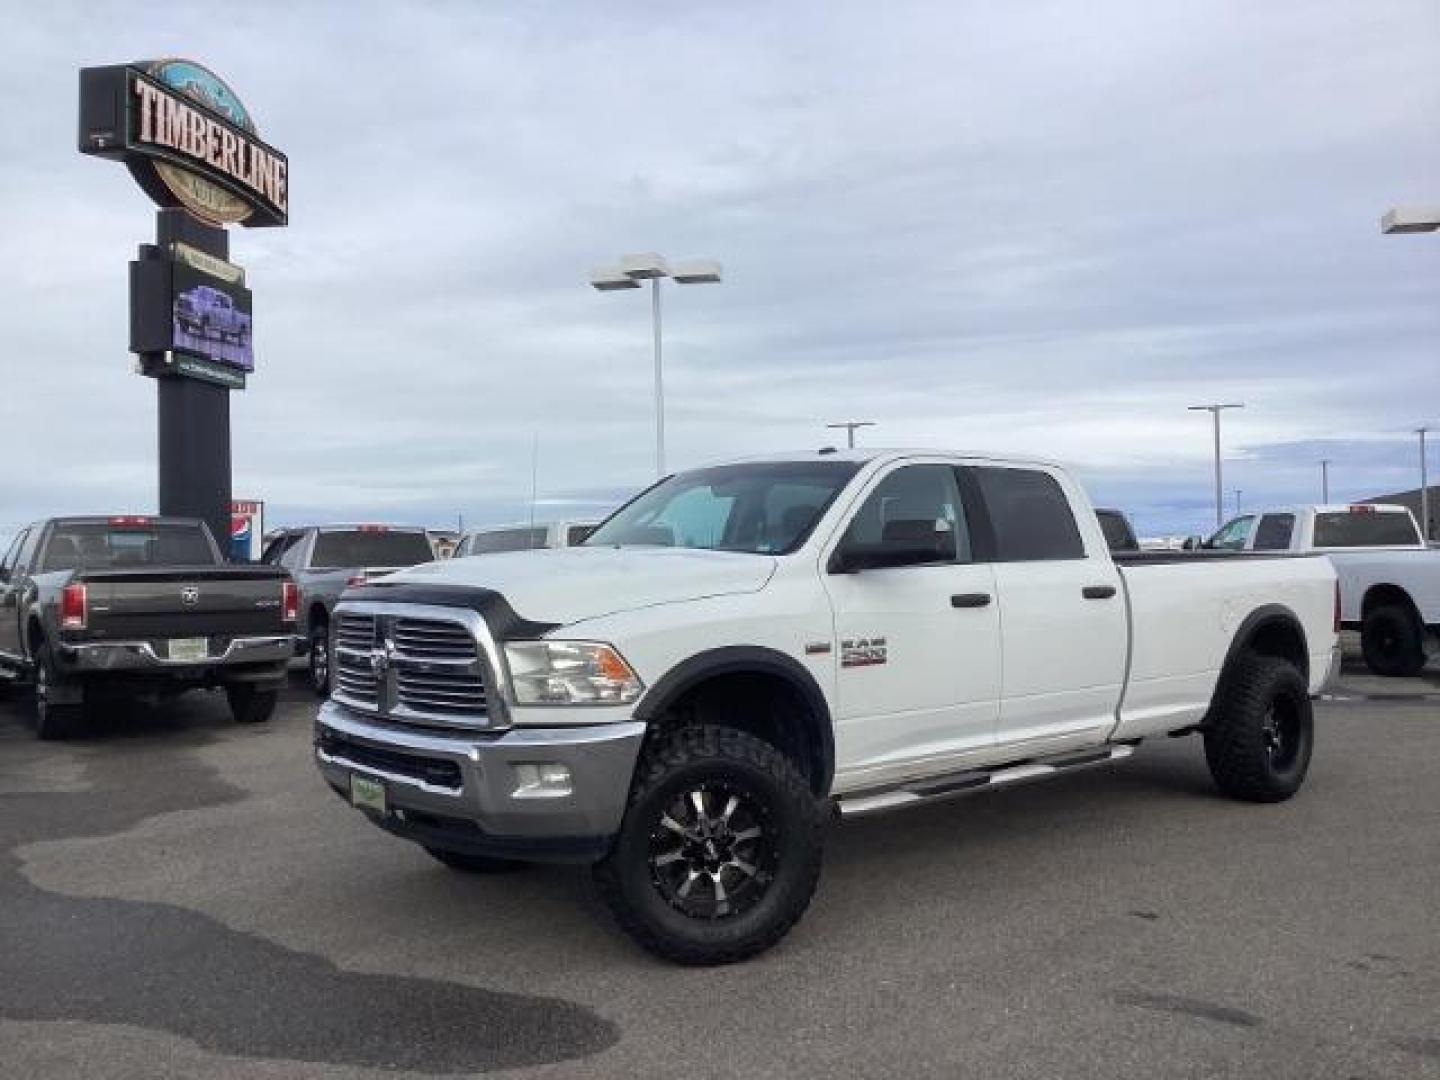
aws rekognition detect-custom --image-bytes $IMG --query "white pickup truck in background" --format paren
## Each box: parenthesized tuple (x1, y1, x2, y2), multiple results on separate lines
(313, 450, 1339, 964)
(1205, 503, 1439, 676)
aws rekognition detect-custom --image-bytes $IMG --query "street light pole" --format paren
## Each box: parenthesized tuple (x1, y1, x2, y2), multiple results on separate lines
(1321, 459, 1330, 503)
(1189, 403, 1244, 528)
(589, 254, 722, 478)
(826, 421, 876, 449)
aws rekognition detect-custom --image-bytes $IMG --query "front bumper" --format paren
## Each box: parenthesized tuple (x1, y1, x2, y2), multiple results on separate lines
(314, 700, 646, 864)
(59, 634, 299, 676)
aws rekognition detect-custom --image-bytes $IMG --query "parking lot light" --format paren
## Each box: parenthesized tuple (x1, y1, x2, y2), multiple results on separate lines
(590, 252, 723, 477)
(1380, 206, 1440, 234)
(1188, 403, 1245, 529)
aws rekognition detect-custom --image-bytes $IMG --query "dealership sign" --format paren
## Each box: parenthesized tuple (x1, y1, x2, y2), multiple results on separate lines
(79, 60, 288, 227)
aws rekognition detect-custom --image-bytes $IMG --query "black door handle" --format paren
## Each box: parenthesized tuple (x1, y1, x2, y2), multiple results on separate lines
(1082, 585, 1117, 600)
(951, 593, 992, 608)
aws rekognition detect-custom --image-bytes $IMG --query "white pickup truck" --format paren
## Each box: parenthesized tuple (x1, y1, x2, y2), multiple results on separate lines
(314, 450, 1339, 964)
(1205, 503, 1439, 676)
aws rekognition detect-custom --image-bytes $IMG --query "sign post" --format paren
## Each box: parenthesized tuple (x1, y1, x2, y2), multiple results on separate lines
(79, 59, 286, 556)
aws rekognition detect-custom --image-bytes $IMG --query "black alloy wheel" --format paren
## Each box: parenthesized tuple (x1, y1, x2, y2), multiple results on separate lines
(309, 620, 331, 697)
(648, 782, 778, 921)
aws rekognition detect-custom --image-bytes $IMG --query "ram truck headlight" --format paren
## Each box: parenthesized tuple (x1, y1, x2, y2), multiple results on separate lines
(503, 641, 644, 706)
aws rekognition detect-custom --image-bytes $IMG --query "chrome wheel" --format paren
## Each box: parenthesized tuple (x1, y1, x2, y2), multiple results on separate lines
(648, 782, 776, 920)
(309, 624, 330, 695)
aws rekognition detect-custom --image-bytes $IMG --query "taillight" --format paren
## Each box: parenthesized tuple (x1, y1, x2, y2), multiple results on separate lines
(61, 583, 88, 629)
(1333, 581, 1342, 634)
(281, 581, 299, 624)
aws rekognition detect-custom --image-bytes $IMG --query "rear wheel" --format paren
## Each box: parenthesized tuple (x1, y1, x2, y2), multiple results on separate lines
(594, 724, 824, 966)
(226, 684, 278, 724)
(308, 619, 332, 697)
(1361, 604, 1426, 678)
(1204, 654, 1313, 803)
(33, 643, 84, 741)
(424, 847, 525, 874)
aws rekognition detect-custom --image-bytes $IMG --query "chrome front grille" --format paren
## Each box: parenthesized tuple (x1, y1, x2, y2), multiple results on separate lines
(331, 606, 491, 729)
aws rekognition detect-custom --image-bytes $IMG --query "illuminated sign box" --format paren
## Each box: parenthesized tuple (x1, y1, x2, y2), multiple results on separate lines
(132, 243, 254, 374)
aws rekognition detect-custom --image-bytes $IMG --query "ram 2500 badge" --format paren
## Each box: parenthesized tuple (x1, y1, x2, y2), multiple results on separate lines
(313, 451, 1340, 964)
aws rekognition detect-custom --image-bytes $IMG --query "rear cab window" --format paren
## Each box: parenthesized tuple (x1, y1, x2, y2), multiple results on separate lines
(970, 467, 1085, 561)
(467, 527, 548, 554)
(40, 521, 217, 570)
(311, 529, 435, 568)
(1312, 509, 1421, 548)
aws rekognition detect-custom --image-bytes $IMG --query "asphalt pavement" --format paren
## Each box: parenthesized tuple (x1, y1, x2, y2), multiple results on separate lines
(1, 657, 1436, 1079)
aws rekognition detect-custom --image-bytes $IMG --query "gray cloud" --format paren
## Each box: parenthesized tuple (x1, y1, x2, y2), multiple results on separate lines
(1, 0, 1437, 544)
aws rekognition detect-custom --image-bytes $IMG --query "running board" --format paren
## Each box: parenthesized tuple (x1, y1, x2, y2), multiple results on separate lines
(837, 744, 1137, 818)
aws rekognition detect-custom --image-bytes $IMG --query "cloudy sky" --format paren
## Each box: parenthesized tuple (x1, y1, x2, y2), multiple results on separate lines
(2, 0, 1437, 544)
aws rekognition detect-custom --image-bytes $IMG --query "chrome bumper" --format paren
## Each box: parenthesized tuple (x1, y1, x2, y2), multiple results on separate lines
(60, 634, 299, 673)
(314, 700, 646, 862)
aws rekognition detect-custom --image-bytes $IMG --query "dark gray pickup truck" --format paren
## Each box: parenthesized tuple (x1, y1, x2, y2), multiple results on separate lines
(0, 516, 299, 738)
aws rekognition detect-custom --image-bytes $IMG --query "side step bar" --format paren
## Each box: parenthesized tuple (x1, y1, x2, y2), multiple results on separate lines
(837, 743, 1137, 818)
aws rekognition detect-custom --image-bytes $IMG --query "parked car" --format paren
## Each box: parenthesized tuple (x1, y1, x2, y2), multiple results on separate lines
(1200, 504, 1438, 676)
(260, 524, 436, 695)
(0, 516, 297, 738)
(453, 520, 598, 557)
(312, 450, 1338, 964)
(1094, 508, 1140, 553)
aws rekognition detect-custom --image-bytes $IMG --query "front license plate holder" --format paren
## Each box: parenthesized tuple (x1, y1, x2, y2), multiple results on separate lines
(168, 637, 209, 662)
(350, 773, 388, 816)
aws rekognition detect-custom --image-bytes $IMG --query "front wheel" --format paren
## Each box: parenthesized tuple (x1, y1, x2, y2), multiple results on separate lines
(226, 684, 278, 724)
(1204, 654, 1313, 803)
(308, 620, 332, 698)
(1361, 604, 1426, 678)
(593, 725, 824, 966)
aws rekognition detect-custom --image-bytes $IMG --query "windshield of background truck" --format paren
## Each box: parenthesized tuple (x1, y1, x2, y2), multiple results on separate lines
(39, 522, 216, 570)
(585, 461, 862, 554)
(311, 530, 434, 568)
(1312, 511, 1419, 548)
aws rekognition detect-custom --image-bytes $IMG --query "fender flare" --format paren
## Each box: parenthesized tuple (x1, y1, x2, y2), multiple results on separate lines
(634, 645, 835, 795)
(1209, 603, 1310, 715)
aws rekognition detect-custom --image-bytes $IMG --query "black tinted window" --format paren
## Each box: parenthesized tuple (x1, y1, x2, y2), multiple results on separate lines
(972, 467, 1084, 561)
(1253, 514, 1295, 551)
(1096, 511, 1138, 552)
(841, 465, 969, 565)
(468, 528, 547, 554)
(41, 523, 216, 570)
(1312, 511, 1420, 548)
(311, 530, 434, 567)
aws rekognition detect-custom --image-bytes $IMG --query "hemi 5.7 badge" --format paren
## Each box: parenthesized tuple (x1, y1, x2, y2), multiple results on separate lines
(841, 637, 887, 668)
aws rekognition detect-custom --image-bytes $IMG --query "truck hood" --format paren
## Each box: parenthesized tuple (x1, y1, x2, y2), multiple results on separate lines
(372, 546, 778, 626)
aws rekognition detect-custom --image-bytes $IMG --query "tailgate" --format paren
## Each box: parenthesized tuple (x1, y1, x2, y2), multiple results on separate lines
(76, 567, 291, 641)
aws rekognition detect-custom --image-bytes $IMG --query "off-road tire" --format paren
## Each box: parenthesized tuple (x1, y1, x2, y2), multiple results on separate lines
(594, 724, 824, 966)
(308, 619, 332, 698)
(1204, 654, 1313, 803)
(33, 642, 84, 741)
(425, 847, 525, 874)
(1361, 604, 1426, 678)
(226, 684, 278, 724)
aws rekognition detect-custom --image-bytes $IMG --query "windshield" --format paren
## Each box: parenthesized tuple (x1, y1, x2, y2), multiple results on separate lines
(585, 461, 861, 555)
(41, 522, 216, 570)
(311, 529, 434, 568)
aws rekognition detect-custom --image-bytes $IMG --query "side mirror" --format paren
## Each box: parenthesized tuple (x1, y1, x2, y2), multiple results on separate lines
(0, 567, 9, 584)
(1181, 536, 1203, 551)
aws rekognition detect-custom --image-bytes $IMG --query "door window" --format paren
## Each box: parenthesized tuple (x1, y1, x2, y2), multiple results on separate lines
(1209, 515, 1256, 550)
(971, 467, 1084, 561)
(837, 465, 970, 567)
(1252, 514, 1296, 551)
